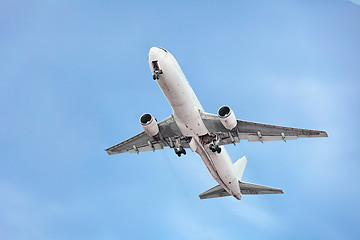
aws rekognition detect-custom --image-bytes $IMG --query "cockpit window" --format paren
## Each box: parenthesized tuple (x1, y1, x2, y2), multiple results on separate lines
(158, 47, 167, 52)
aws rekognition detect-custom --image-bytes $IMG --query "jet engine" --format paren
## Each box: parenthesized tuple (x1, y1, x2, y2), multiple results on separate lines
(140, 113, 159, 137)
(218, 106, 237, 130)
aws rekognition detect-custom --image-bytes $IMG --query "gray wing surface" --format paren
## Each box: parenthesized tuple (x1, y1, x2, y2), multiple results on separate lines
(199, 185, 230, 199)
(239, 182, 283, 195)
(199, 182, 283, 199)
(106, 115, 186, 155)
(201, 112, 328, 145)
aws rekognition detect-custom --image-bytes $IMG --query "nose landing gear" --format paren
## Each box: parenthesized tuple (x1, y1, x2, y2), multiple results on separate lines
(152, 61, 163, 80)
(209, 143, 221, 154)
(152, 71, 162, 80)
(175, 146, 186, 157)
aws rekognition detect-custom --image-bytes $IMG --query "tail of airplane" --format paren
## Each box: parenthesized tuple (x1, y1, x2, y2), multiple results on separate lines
(199, 156, 283, 200)
(233, 155, 247, 180)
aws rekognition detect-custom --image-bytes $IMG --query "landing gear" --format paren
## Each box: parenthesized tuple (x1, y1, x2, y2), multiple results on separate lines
(152, 61, 163, 80)
(209, 143, 221, 153)
(175, 146, 186, 157)
(152, 70, 163, 80)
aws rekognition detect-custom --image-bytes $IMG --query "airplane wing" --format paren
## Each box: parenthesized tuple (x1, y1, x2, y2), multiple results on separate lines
(201, 112, 328, 145)
(106, 115, 189, 155)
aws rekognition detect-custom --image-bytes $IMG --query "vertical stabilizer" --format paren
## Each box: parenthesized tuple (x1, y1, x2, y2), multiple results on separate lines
(233, 156, 247, 180)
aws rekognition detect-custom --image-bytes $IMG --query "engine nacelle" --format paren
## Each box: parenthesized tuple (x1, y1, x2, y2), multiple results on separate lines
(218, 106, 237, 130)
(140, 113, 159, 137)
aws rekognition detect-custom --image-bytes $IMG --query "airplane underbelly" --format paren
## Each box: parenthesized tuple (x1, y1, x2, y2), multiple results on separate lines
(173, 107, 208, 136)
(153, 49, 240, 198)
(157, 66, 208, 136)
(191, 136, 240, 198)
(205, 147, 240, 196)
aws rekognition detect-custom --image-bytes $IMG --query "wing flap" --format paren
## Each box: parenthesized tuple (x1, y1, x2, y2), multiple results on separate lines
(127, 143, 164, 154)
(248, 135, 298, 142)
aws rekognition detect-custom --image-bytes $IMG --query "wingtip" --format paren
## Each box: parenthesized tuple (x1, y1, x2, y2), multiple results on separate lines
(321, 131, 329, 137)
(105, 149, 114, 155)
(272, 188, 284, 194)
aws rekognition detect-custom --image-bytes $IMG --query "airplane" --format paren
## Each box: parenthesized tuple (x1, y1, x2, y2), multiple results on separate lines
(106, 47, 328, 200)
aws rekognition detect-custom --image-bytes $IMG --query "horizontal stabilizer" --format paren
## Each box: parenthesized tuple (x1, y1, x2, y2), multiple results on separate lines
(199, 182, 283, 199)
(199, 185, 229, 199)
(239, 182, 283, 195)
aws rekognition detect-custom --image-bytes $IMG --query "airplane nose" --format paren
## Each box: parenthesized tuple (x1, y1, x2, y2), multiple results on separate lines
(149, 47, 167, 60)
(149, 47, 158, 60)
(149, 47, 158, 55)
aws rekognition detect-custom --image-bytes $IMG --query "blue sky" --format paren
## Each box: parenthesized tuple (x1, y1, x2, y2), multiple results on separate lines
(1, 0, 360, 239)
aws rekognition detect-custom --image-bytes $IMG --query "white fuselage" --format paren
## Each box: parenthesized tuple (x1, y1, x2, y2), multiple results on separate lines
(148, 47, 241, 200)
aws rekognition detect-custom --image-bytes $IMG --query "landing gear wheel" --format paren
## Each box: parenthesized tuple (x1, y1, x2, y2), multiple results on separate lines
(215, 146, 221, 153)
(182, 148, 186, 155)
(209, 144, 221, 153)
(153, 73, 160, 80)
(209, 144, 216, 152)
(175, 146, 186, 157)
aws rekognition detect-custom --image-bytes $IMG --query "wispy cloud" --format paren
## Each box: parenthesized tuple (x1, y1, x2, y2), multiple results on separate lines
(266, 77, 357, 182)
(347, 0, 360, 6)
(0, 182, 48, 239)
(165, 202, 227, 240)
(226, 199, 281, 229)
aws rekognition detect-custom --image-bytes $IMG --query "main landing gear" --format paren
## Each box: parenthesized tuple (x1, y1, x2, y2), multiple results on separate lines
(209, 143, 221, 153)
(175, 146, 186, 157)
(199, 134, 222, 154)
